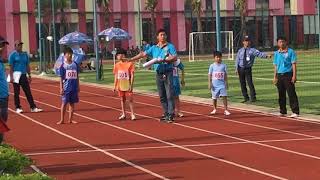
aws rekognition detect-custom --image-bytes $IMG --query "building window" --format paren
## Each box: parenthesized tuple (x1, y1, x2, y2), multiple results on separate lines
(163, 18, 171, 42)
(71, 0, 78, 9)
(206, 0, 213, 10)
(142, 18, 152, 43)
(184, 1, 192, 11)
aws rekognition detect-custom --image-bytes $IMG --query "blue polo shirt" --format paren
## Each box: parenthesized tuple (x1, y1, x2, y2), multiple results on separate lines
(273, 48, 297, 74)
(8, 50, 30, 74)
(0, 58, 9, 98)
(145, 43, 177, 74)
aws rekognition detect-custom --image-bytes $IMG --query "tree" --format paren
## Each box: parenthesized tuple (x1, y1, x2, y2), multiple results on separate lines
(96, 0, 111, 29)
(145, 0, 158, 41)
(235, 0, 247, 38)
(185, 0, 204, 54)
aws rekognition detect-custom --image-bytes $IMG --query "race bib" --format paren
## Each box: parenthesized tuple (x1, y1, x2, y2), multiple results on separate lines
(213, 72, 225, 80)
(246, 56, 250, 61)
(117, 70, 129, 80)
(66, 70, 77, 79)
(173, 67, 178, 77)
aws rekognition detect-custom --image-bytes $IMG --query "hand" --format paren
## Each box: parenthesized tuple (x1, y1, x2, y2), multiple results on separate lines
(28, 76, 32, 83)
(128, 85, 133, 92)
(291, 76, 297, 83)
(181, 80, 185, 88)
(78, 87, 80, 93)
(208, 84, 212, 90)
(225, 84, 229, 90)
(235, 70, 238, 75)
(267, 54, 272, 58)
(273, 77, 278, 85)
(60, 89, 64, 95)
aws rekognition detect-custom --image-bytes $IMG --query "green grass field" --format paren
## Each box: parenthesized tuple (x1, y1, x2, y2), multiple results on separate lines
(78, 51, 320, 115)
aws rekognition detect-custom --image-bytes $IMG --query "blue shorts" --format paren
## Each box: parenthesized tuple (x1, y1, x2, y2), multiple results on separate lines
(62, 91, 79, 104)
(211, 87, 227, 99)
(173, 78, 181, 97)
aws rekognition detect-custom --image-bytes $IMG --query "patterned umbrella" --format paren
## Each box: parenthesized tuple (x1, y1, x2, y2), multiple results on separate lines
(58, 31, 93, 45)
(98, 27, 131, 41)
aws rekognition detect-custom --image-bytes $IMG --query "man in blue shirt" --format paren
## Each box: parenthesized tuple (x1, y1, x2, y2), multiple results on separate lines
(0, 36, 9, 143)
(9, 40, 43, 114)
(273, 36, 299, 118)
(235, 36, 271, 103)
(130, 29, 177, 123)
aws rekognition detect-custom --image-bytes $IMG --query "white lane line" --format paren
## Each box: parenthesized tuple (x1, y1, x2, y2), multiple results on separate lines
(8, 108, 170, 180)
(26, 137, 318, 157)
(15, 93, 287, 180)
(29, 88, 320, 162)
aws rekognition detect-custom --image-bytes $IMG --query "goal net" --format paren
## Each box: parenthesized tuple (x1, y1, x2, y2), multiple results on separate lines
(188, 31, 234, 62)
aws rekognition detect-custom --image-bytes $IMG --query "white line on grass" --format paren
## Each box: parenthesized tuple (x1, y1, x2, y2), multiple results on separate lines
(15, 92, 287, 180)
(8, 108, 170, 180)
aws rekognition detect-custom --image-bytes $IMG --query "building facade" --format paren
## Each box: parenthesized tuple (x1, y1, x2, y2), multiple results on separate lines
(0, 0, 319, 57)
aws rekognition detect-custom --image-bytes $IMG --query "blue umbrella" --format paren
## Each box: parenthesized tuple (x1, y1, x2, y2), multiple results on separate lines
(98, 27, 131, 41)
(59, 31, 93, 45)
(54, 47, 86, 76)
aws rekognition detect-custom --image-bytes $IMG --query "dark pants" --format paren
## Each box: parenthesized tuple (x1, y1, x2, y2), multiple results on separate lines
(0, 97, 8, 143)
(13, 74, 36, 109)
(238, 67, 256, 100)
(276, 73, 299, 115)
(156, 71, 175, 116)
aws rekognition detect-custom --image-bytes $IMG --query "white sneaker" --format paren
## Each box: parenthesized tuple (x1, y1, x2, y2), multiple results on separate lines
(118, 114, 126, 120)
(16, 108, 23, 114)
(31, 108, 43, 113)
(177, 112, 184, 117)
(131, 114, 137, 121)
(210, 109, 217, 115)
(289, 113, 299, 118)
(224, 110, 231, 116)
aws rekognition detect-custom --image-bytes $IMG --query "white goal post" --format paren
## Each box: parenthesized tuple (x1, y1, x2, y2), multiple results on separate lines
(188, 31, 234, 62)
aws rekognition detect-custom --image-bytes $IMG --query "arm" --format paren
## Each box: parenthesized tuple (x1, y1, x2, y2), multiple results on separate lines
(208, 74, 212, 90)
(235, 50, 240, 74)
(129, 72, 135, 92)
(129, 51, 147, 62)
(77, 74, 80, 92)
(180, 69, 185, 87)
(26, 53, 31, 82)
(224, 73, 228, 90)
(60, 78, 64, 95)
(291, 63, 297, 83)
(8, 53, 14, 83)
(253, 49, 271, 59)
(164, 54, 177, 63)
(113, 74, 118, 92)
(273, 65, 278, 85)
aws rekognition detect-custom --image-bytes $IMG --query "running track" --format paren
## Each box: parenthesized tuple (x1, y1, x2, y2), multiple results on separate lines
(5, 77, 320, 180)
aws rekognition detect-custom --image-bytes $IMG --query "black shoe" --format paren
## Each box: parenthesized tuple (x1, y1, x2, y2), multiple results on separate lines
(241, 99, 249, 103)
(159, 114, 167, 122)
(250, 98, 257, 102)
(166, 115, 175, 123)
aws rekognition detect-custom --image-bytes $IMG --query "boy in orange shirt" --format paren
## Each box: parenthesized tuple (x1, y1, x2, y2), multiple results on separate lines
(113, 49, 136, 120)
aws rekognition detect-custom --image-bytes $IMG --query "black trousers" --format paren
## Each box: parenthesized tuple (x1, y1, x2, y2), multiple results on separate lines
(238, 67, 256, 100)
(13, 74, 36, 109)
(276, 73, 299, 114)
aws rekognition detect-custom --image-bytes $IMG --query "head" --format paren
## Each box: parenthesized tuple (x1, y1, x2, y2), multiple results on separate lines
(277, 36, 287, 49)
(242, 36, 251, 48)
(142, 40, 147, 45)
(156, 29, 167, 44)
(14, 40, 23, 52)
(0, 36, 9, 54)
(64, 47, 73, 62)
(213, 51, 222, 63)
(116, 48, 127, 61)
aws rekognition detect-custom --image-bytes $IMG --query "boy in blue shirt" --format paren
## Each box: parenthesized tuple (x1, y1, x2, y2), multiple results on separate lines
(208, 51, 230, 116)
(173, 59, 185, 117)
(57, 47, 80, 124)
(273, 36, 299, 118)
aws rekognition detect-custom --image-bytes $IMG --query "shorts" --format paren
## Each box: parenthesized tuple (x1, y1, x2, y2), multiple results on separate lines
(118, 91, 133, 97)
(173, 78, 181, 97)
(62, 91, 79, 104)
(211, 87, 227, 99)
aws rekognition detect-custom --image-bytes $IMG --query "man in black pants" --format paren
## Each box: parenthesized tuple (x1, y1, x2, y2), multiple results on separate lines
(9, 40, 43, 113)
(273, 36, 299, 118)
(235, 36, 271, 102)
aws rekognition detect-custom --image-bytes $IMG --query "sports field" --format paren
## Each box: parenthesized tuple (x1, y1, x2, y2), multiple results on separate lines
(78, 50, 320, 115)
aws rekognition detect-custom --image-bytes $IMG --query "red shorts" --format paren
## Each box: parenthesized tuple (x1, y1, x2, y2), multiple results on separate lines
(118, 91, 133, 97)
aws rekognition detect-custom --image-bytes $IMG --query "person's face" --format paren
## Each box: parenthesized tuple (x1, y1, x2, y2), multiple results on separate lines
(64, 52, 72, 61)
(15, 43, 23, 52)
(117, 54, 124, 60)
(0, 43, 6, 54)
(214, 55, 222, 63)
(157, 32, 167, 43)
(243, 40, 250, 48)
(277, 39, 287, 49)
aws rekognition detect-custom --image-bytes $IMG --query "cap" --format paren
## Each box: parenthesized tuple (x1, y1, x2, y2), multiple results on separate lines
(0, 36, 9, 45)
(14, 40, 23, 46)
(242, 35, 250, 41)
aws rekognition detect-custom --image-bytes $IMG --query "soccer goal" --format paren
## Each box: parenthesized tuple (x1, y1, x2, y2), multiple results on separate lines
(188, 31, 234, 62)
